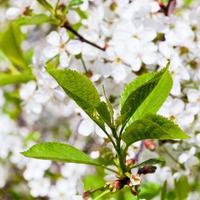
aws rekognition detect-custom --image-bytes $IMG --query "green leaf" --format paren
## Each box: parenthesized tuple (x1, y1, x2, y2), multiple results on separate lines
(0, 23, 28, 70)
(102, 86, 114, 127)
(0, 71, 34, 86)
(175, 176, 190, 200)
(184, 0, 193, 5)
(46, 67, 100, 112)
(161, 0, 169, 3)
(122, 114, 189, 146)
(16, 14, 53, 26)
(139, 182, 161, 199)
(132, 158, 165, 169)
(22, 142, 101, 166)
(120, 66, 172, 126)
(161, 180, 167, 200)
(69, 0, 83, 7)
(64, 0, 84, 15)
(36, 0, 54, 12)
(120, 72, 155, 108)
(46, 67, 105, 128)
(96, 102, 112, 127)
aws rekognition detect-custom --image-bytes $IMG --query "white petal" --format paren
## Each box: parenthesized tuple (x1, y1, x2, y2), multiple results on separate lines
(59, 28, 69, 43)
(140, 29, 157, 42)
(171, 77, 181, 96)
(177, 111, 194, 128)
(142, 52, 157, 65)
(131, 58, 142, 71)
(20, 81, 36, 100)
(46, 31, 60, 46)
(159, 42, 172, 59)
(31, 102, 42, 114)
(170, 99, 185, 115)
(82, 43, 99, 59)
(178, 153, 189, 164)
(95, 126, 107, 138)
(6, 7, 21, 20)
(67, 10, 81, 24)
(186, 103, 200, 115)
(186, 89, 200, 102)
(78, 119, 94, 136)
(66, 40, 82, 55)
(112, 65, 128, 83)
(43, 46, 59, 59)
(59, 51, 70, 68)
(151, 2, 160, 12)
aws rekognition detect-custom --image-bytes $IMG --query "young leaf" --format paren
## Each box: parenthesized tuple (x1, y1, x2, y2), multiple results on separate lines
(122, 114, 189, 146)
(47, 67, 100, 111)
(36, 0, 54, 12)
(69, 0, 83, 7)
(46, 67, 105, 129)
(22, 142, 101, 166)
(0, 23, 28, 70)
(161, 181, 167, 200)
(184, 0, 193, 6)
(132, 158, 165, 169)
(96, 102, 112, 127)
(16, 14, 53, 26)
(120, 66, 172, 126)
(102, 86, 114, 127)
(175, 176, 190, 200)
(120, 72, 156, 108)
(0, 71, 34, 86)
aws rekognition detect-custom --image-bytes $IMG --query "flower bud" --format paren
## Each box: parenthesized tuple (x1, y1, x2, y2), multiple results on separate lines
(110, 180, 122, 192)
(144, 140, 156, 151)
(83, 191, 90, 200)
(130, 186, 139, 196)
(130, 174, 141, 186)
(138, 165, 157, 175)
(126, 158, 135, 168)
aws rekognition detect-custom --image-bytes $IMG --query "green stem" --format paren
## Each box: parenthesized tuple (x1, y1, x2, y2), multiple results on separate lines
(55, 0, 61, 16)
(102, 165, 117, 173)
(80, 56, 88, 73)
(90, 185, 107, 194)
(94, 190, 110, 200)
(119, 123, 126, 139)
(112, 128, 126, 174)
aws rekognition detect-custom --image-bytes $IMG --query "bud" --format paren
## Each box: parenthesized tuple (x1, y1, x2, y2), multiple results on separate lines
(104, 43, 109, 51)
(130, 186, 139, 196)
(83, 191, 90, 200)
(130, 174, 141, 186)
(138, 165, 157, 175)
(144, 140, 156, 151)
(85, 70, 93, 78)
(126, 158, 135, 168)
(110, 180, 122, 192)
(156, 0, 165, 6)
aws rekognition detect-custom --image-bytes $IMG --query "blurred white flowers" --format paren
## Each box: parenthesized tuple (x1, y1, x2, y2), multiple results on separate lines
(44, 28, 82, 68)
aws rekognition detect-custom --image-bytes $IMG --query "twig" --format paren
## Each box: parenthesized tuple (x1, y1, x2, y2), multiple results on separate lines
(94, 190, 110, 200)
(62, 22, 106, 51)
(80, 56, 88, 72)
(134, 141, 144, 163)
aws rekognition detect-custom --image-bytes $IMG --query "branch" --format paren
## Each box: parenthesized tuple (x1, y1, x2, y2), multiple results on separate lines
(134, 141, 144, 163)
(62, 22, 106, 51)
